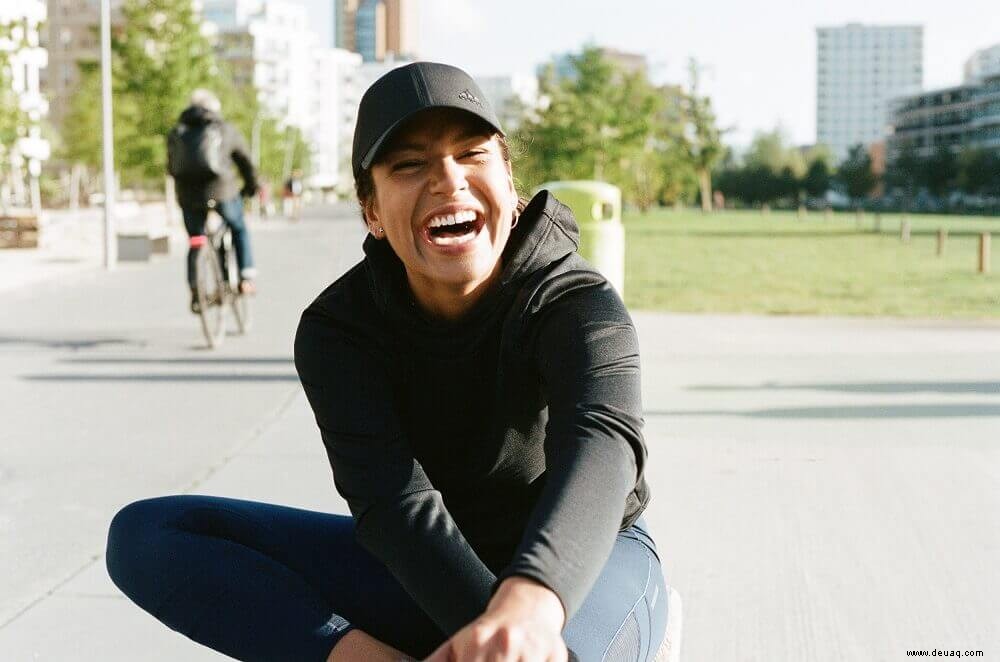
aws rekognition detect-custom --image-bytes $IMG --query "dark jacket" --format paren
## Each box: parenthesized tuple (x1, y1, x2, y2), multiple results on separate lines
(294, 191, 650, 635)
(166, 105, 257, 209)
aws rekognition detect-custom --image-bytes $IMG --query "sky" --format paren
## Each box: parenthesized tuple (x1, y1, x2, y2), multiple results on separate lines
(302, 0, 1000, 147)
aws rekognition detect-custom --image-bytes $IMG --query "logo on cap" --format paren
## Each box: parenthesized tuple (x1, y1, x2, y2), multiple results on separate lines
(458, 89, 483, 107)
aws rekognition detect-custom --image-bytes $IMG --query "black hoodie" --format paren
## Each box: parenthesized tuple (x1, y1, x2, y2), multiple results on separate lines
(166, 105, 257, 209)
(294, 191, 650, 636)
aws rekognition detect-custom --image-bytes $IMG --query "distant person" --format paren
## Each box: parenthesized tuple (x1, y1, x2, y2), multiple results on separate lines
(283, 168, 304, 220)
(107, 63, 671, 662)
(258, 180, 272, 218)
(166, 89, 259, 312)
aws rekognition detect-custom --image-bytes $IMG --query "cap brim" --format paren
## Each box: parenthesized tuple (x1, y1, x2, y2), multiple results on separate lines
(358, 104, 505, 172)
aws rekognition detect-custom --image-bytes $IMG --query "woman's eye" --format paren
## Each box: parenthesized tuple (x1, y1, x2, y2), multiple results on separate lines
(392, 160, 423, 171)
(460, 150, 488, 160)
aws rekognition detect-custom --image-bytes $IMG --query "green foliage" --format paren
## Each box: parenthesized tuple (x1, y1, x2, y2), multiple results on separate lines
(837, 144, 878, 204)
(715, 129, 829, 206)
(885, 144, 1000, 205)
(0, 19, 28, 150)
(922, 146, 958, 198)
(63, 0, 221, 185)
(513, 47, 699, 210)
(684, 60, 725, 210)
(802, 158, 831, 198)
(59, 0, 310, 190)
(957, 148, 1000, 196)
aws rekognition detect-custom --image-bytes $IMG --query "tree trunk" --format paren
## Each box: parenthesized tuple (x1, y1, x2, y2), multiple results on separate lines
(698, 168, 712, 212)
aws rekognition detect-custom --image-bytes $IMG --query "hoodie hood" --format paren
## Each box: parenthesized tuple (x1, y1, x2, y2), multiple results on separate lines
(362, 190, 580, 328)
(179, 105, 221, 127)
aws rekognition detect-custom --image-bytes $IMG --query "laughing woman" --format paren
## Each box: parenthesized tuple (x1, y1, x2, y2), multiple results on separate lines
(106, 62, 671, 662)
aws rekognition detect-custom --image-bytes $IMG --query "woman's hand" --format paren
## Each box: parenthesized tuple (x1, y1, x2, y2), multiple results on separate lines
(424, 577, 568, 662)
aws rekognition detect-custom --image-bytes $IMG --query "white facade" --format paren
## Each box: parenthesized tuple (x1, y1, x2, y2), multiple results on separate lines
(477, 74, 539, 132)
(964, 43, 1000, 83)
(1, 1, 50, 210)
(816, 24, 923, 162)
(204, 0, 316, 130)
(307, 47, 362, 190)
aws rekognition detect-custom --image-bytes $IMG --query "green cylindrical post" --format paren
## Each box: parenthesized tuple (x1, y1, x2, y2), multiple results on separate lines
(537, 181, 624, 297)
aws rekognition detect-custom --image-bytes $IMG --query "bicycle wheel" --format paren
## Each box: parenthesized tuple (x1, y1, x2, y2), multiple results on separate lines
(225, 233, 252, 333)
(195, 243, 226, 348)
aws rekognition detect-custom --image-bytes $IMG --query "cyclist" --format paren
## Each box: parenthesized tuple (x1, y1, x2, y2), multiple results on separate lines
(109, 63, 669, 661)
(167, 89, 259, 313)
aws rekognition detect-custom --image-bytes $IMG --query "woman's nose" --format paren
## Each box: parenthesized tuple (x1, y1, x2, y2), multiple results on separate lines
(429, 157, 468, 195)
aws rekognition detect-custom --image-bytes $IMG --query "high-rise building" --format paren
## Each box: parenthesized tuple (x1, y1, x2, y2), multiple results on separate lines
(2, 0, 50, 210)
(335, 0, 415, 62)
(964, 43, 1000, 84)
(815, 23, 923, 163)
(333, 0, 359, 52)
(40, 0, 124, 129)
(888, 73, 1000, 159)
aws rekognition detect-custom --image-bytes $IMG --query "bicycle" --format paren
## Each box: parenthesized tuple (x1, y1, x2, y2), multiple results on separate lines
(192, 212, 251, 348)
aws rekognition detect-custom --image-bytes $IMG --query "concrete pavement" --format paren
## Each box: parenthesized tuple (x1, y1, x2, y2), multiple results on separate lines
(1, 203, 998, 660)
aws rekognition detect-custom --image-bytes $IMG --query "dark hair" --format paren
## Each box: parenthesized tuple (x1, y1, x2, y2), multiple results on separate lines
(355, 132, 528, 225)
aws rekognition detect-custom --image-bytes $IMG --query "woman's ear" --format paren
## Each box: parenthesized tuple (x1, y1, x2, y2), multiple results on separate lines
(363, 205, 385, 239)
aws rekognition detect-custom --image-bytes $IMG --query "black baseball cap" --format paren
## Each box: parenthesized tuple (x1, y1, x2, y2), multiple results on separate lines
(352, 62, 504, 177)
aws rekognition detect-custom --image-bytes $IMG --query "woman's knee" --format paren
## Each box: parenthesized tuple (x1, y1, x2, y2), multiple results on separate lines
(105, 496, 187, 595)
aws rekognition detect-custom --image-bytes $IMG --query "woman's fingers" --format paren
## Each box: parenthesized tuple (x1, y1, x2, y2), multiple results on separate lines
(426, 620, 567, 661)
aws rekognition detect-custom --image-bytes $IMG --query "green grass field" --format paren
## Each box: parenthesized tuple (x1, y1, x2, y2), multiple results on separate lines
(622, 209, 1000, 318)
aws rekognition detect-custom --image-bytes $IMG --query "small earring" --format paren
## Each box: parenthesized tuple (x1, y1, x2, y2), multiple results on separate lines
(372, 226, 383, 236)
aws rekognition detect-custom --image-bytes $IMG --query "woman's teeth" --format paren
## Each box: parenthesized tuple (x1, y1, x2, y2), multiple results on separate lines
(426, 210, 481, 246)
(427, 210, 478, 228)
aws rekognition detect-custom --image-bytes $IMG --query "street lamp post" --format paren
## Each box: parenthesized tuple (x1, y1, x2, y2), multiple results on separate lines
(100, 0, 116, 269)
(251, 113, 262, 219)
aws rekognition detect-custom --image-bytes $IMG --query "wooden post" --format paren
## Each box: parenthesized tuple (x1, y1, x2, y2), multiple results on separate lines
(936, 228, 947, 256)
(824, 207, 832, 221)
(980, 233, 991, 274)
(873, 214, 881, 233)
(901, 221, 911, 243)
(797, 205, 806, 220)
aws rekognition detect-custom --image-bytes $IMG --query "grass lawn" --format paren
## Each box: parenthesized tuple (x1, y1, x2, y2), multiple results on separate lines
(622, 209, 1000, 318)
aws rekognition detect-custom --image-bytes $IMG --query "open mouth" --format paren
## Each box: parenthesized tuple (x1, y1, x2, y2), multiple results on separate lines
(423, 210, 485, 247)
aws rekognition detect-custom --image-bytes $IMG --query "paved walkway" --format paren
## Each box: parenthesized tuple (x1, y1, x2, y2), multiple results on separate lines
(1, 204, 997, 660)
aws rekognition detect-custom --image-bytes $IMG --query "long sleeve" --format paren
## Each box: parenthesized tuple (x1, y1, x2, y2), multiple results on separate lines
(226, 125, 258, 190)
(495, 272, 646, 620)
(294, 311, 497, 635)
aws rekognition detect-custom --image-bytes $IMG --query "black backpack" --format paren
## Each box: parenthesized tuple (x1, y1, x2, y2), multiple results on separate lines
(168, 122, 224, 180)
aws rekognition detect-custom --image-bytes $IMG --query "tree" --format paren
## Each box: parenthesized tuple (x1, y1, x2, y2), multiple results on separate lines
(514, 47, 666, 208)
(63, 0, 224, 186)
(885, 142, 921, 207)
(0, 18, 28, 174)
(60, 0, 314, 191)
(921, 146, 958, 199)
(837, 144, 877, 206)
(802, 158, 831, 199)
(685, 60, 724, 212)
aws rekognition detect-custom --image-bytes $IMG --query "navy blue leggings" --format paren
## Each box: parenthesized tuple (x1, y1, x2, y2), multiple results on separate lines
(106, 495, 667, 661)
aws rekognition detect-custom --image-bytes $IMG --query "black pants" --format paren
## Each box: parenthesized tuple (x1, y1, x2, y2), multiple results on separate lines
(181, 196, 255, 289)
